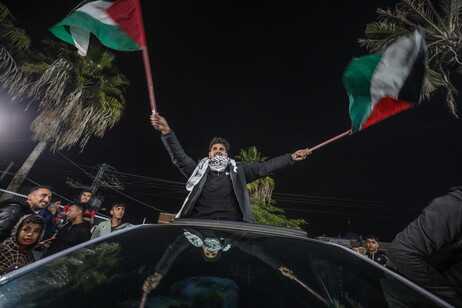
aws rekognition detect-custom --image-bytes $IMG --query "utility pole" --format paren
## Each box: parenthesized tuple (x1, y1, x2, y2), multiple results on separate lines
(66, 163, 124, 210)
(90, 164, 107, 195)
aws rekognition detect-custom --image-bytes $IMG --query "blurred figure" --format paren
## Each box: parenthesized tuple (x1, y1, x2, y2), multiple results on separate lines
(38, 202, 61, 240)
(0, 186, 52, 242)
(91, 202, 131, 239)
(364, 235, 387, 267)
(351, 246, 361, 253)
(0, 214, 45, 275)
(43, 203, 91, 257)
(388, 187, 462, 306)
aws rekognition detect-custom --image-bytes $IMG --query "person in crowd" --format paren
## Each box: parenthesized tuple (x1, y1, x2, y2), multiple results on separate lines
(38, 201, 61, 240)
(43, 203, 91, 257)
(364, 235, 387, 267)
(150, 113, 312, 222)
(55, 190, 96, 228)
(0, 186, 52, 242)
(91, 202, 131, 239)
(0, 214, 45, 275)
(387, 186, 462, 306)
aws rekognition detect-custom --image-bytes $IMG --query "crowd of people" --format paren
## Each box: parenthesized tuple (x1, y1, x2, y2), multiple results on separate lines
(0, 114, 460, 305)
(0, 187, 131, 275)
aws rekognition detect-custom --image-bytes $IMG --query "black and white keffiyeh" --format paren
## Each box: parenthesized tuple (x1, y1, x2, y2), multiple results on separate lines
(186, 156, 236, 191)
(184, 231, 231, 252)
(175, 156, 238, 218)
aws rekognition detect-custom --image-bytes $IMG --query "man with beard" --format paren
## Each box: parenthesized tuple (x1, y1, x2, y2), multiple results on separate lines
(55, 190, 96, 228)
(43, 203, 91, 257)
(0, 186, 52, 242)
(150, 114, 311, 222)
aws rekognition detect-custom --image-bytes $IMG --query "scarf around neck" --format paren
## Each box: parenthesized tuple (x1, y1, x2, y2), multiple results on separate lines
(186, 156, 237, 191)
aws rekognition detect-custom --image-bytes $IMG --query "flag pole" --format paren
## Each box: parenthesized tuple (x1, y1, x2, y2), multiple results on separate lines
(134, 0, 157, 114)
(310, 129, 351, 152)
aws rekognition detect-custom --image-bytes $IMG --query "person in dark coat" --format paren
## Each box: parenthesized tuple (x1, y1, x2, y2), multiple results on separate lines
(364, 235, 388, 267)
(0, 214, 45, 275)
(142, 228, 296, 293)
(0, 186, 52, 242)
(150, 113, 311, 223)
(387, 186, 462, 306)
(43, 203, 91, 257)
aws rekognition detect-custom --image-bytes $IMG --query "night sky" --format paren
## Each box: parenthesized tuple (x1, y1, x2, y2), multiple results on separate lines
(1, 0, 461, 242)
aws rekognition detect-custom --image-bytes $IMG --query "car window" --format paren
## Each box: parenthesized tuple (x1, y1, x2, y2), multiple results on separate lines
(0, 225, 447, 307)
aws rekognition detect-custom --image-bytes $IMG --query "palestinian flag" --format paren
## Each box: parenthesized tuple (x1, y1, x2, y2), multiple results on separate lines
(343, 30, 427, 133)
(50, 0, 146, 56)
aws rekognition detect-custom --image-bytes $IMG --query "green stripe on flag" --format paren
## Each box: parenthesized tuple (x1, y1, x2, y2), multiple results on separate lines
(50, 11, 142, 52)
(343, 55, 382, 133)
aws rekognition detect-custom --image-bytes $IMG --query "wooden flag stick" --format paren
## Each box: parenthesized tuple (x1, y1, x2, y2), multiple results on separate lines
(310, 129, 351, 152)
(134, 0, 157, 114)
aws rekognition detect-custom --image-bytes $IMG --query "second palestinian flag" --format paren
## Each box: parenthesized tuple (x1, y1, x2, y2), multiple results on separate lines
(343, 30, 427, 133)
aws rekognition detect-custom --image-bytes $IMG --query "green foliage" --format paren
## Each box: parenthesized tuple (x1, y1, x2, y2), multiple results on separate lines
(236, 147, 307, 230)
(0, 2, 129, 192)
(359, 0, 462, 115)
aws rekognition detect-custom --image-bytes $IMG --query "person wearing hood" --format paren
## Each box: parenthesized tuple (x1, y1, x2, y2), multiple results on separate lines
(0, 186, 52, 242)
(43, 203, 91, 257)
(0, 214, 45, 275)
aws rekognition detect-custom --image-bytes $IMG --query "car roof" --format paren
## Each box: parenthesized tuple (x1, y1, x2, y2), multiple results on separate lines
(0, 220, 454, 308)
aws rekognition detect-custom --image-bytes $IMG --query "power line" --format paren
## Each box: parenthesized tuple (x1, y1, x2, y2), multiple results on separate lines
(57, 152, 169, 213)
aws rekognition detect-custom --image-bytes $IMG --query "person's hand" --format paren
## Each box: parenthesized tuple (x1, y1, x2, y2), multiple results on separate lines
(279, 266, 295, 279)
(150, 113, 171, 134)
(291, 148, 312, 161)
(142, 272, 163, 293)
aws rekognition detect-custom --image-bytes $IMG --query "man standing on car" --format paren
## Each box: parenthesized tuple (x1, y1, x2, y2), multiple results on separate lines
(150, 113, 311, 223)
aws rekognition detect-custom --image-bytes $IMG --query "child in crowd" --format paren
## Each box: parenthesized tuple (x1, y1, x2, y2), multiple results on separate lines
(0, 214, 44, 275)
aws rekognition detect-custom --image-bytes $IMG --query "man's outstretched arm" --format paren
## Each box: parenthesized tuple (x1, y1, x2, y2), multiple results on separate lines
(150, 113, 197, 177)
(243, 148, 312, 182)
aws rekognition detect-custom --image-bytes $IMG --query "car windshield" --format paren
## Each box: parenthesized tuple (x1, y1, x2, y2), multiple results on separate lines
(0, 223, 448, 307)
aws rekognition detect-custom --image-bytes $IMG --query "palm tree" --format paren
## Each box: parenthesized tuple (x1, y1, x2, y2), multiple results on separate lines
(236, 146, 307, 230)
(0, 3, 33, 100)
(359, 0, 462, 115)
(2, 40, 128, 195)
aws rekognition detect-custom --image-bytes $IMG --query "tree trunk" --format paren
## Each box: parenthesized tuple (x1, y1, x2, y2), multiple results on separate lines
(0, 141, 47, 201)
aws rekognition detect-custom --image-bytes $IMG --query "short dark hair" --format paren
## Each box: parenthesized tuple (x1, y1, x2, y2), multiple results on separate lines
(208, 137, 230, 153)
(29, 186, 52, 194)
(71, 202, 86, 214)
(364, 235, 379, 241)
(111, 202, 126, 210)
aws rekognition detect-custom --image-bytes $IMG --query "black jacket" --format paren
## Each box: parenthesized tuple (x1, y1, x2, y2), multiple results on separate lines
(161, 131, 295, 223)
(44, 220, 91, 257)
(388, 186, 462, 306)
(0, 200, 34, 242)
